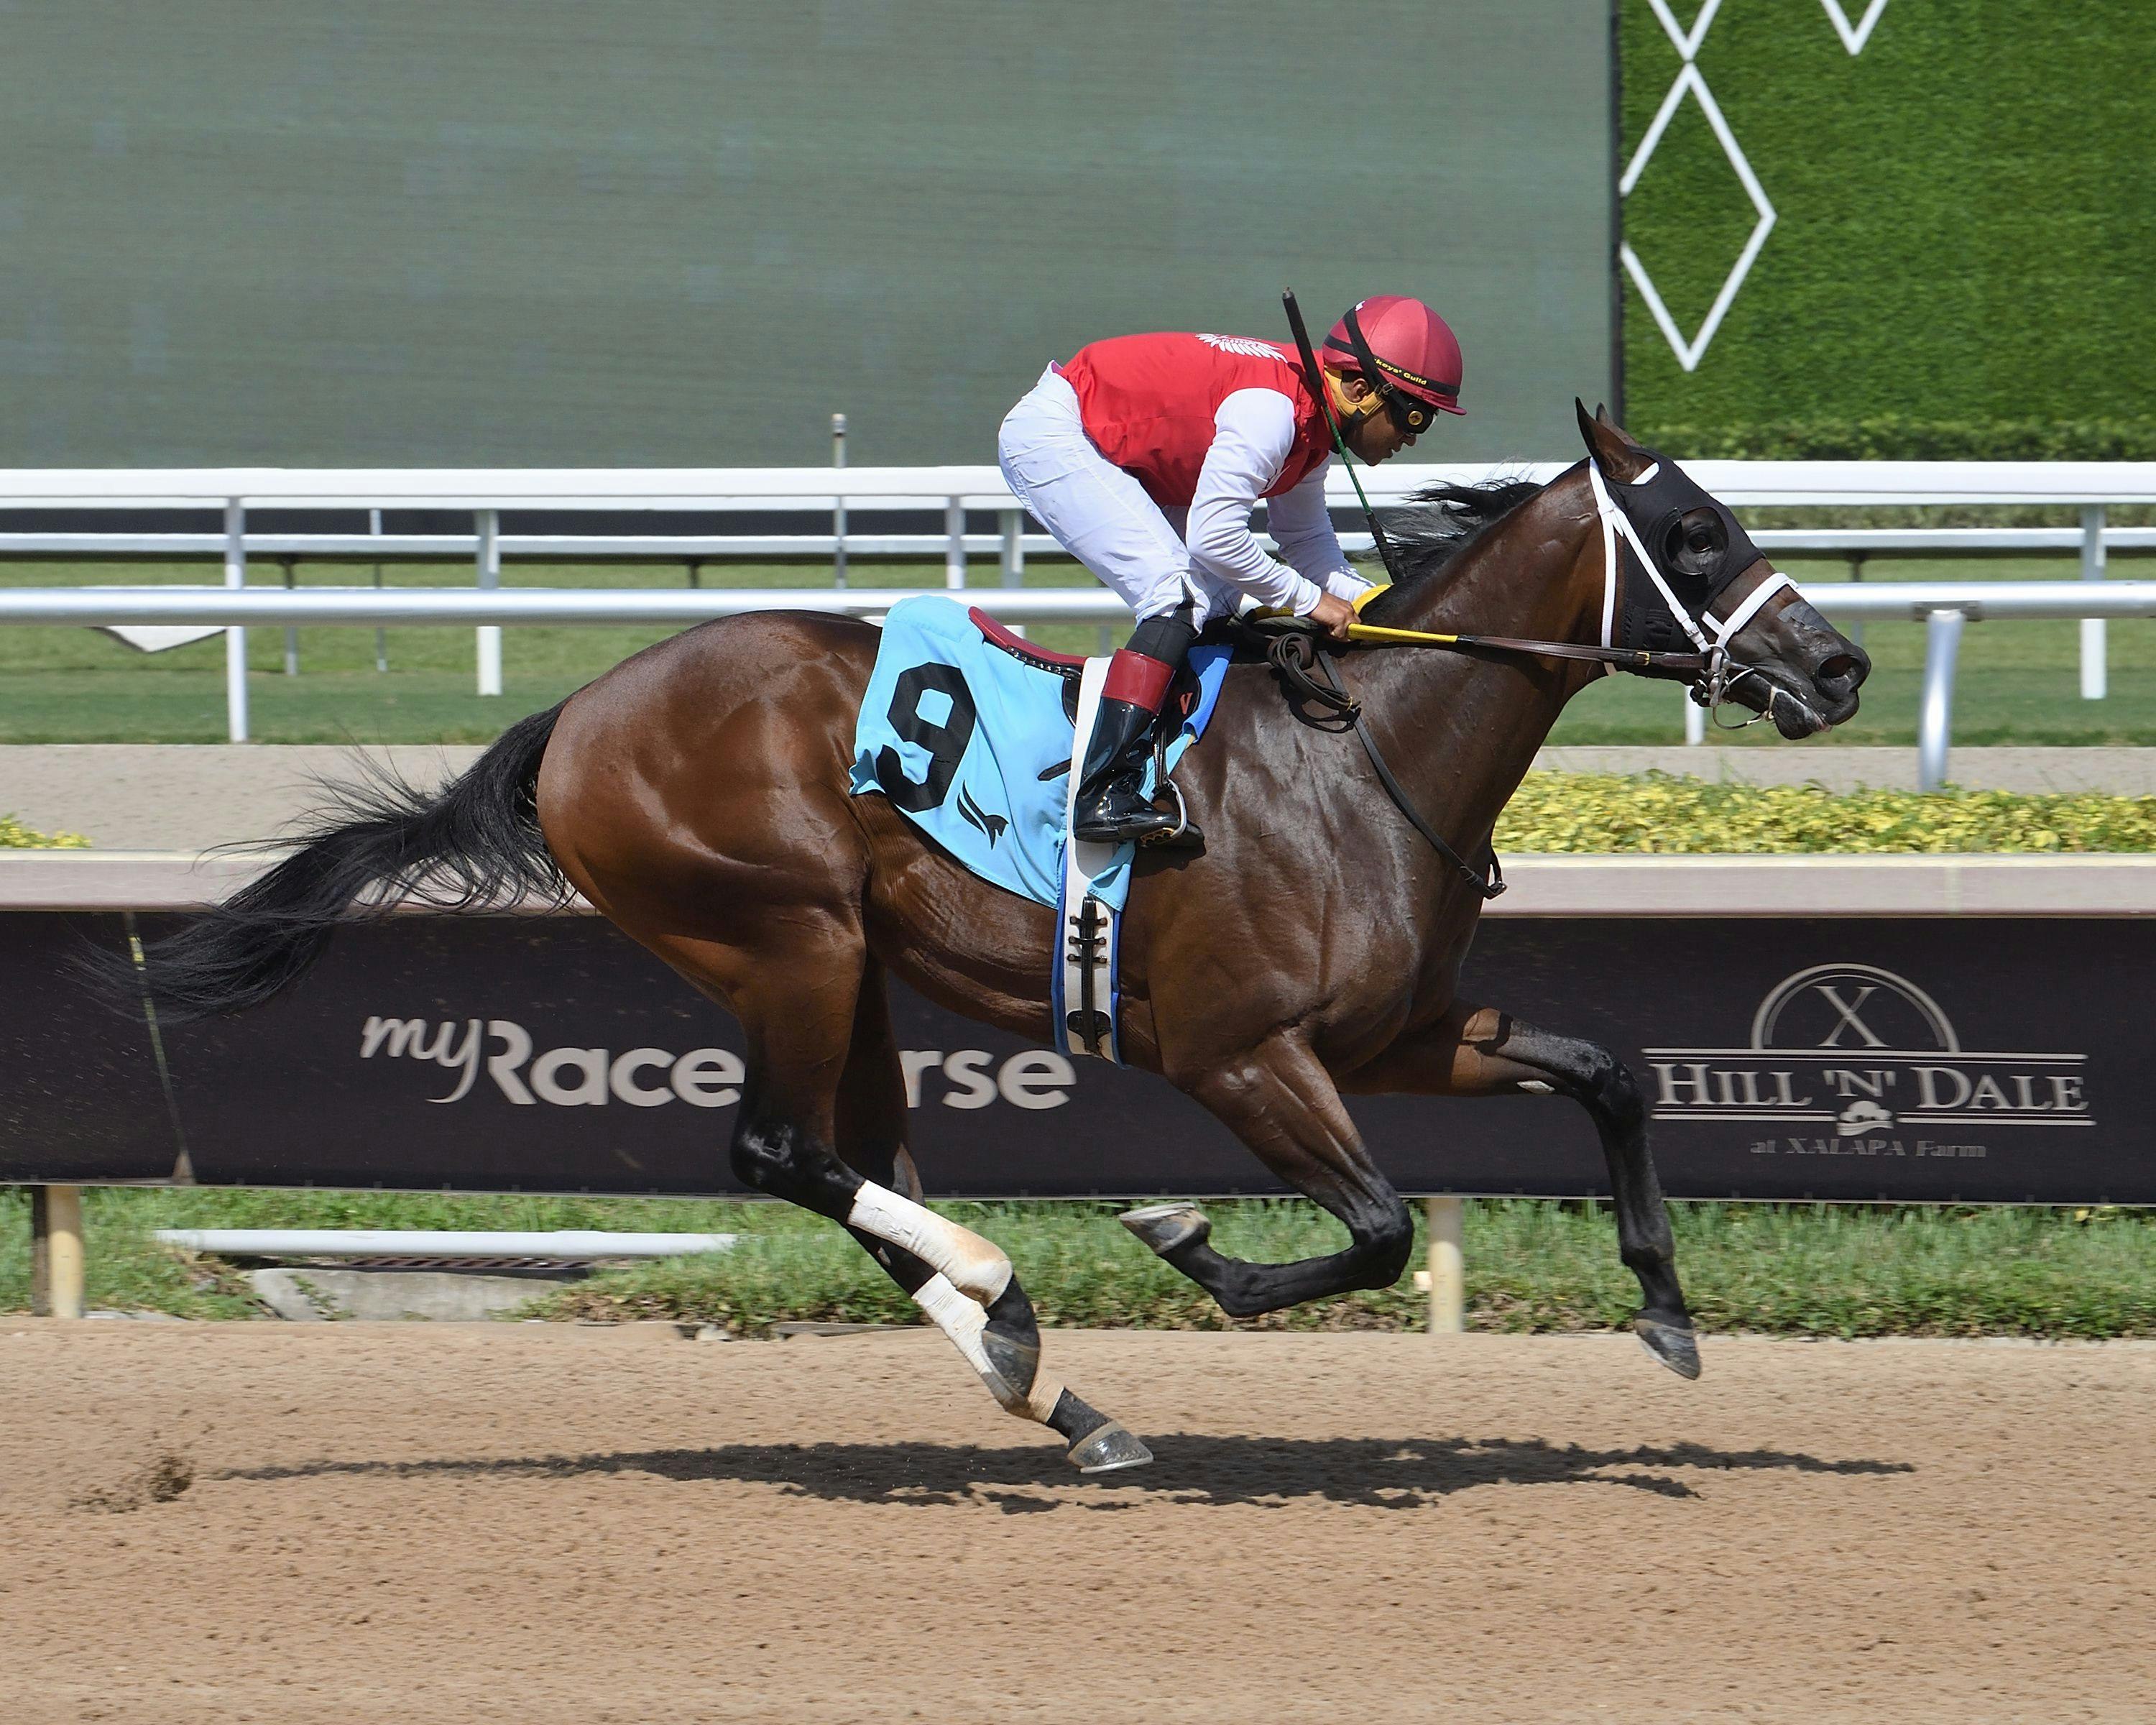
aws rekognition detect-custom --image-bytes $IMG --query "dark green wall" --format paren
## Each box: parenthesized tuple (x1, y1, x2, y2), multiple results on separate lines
(1620, 0, 2155, 451)
(0, 1, 1613, 468)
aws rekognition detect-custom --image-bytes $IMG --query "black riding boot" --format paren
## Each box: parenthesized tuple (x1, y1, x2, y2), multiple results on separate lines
(1072, 614, 1203, 849)
(1072, 696, 1193, 846)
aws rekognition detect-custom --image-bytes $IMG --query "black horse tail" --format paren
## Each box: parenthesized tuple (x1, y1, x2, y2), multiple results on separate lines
(123, 702, 572, 1021)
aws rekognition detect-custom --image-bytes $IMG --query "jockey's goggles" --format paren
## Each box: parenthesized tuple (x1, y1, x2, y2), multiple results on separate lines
(1326, 304, 1452, 436)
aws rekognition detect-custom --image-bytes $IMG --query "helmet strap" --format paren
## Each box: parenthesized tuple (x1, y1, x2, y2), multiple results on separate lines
(1322, 367, 1382, 438)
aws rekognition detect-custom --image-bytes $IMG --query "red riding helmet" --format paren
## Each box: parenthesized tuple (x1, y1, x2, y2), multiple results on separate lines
(1322, 295, 1466, 428)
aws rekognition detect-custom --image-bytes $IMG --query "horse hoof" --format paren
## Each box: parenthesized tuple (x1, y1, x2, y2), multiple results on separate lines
(1635, 1315, 1702, 1381)
(1067, 1420, 1154, 1474)
(1119, 1202, 1210, 1257)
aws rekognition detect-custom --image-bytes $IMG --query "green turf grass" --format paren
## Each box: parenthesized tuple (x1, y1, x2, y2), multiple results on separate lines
(6, 1186, 2153, 1340)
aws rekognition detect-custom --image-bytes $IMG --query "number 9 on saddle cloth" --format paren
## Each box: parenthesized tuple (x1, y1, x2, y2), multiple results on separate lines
(849, 596, 1233, 1062)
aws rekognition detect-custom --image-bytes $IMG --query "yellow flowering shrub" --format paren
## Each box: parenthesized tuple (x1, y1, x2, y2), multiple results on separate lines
(1497, 772, 2156, 855)
(0, 814, 90, 848)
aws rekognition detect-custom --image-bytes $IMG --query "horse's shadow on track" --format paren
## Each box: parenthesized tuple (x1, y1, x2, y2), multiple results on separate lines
(221, 1434, 1912, 1513)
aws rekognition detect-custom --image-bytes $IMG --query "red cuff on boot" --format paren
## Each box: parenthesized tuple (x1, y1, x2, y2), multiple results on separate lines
(1101, 650, 1174, 712)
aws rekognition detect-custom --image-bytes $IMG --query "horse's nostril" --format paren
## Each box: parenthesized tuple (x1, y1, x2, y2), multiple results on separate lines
(1818, 653, 1867, 688)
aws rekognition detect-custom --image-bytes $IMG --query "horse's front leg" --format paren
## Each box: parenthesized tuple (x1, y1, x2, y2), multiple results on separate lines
(1343, 1003, 1699, 1379)
(1121, 1033, 1415, 1317)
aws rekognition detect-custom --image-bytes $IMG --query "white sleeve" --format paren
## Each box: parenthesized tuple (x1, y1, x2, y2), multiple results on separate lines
(1265, 460, 1375, 604)
(1184, 389, 1325, 616)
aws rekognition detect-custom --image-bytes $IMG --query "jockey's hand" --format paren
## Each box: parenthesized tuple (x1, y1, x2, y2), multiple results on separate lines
(1309, 592, 1357, 642)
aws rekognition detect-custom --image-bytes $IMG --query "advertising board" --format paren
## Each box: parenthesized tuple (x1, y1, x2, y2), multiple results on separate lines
(4, 911, 2148, 1204)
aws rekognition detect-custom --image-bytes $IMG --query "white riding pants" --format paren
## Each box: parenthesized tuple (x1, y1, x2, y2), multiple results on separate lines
(998, 366, 1211, 625)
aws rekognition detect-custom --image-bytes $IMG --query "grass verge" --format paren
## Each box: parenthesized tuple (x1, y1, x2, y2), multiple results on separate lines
(5, 1187, 2152, 1340)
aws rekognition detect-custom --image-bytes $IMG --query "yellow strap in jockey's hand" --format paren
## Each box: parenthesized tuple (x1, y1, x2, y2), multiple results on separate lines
(1345, 579, 1468, 646)
(1347, 621, 1462, 645)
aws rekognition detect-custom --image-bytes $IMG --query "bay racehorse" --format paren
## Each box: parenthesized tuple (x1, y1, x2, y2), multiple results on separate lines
(130, 407, 1869, 1471)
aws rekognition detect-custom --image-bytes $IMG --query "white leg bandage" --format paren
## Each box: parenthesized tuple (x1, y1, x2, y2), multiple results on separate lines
(913, 1274, 1064, 1423)
(847, 1180, 1013, 1305)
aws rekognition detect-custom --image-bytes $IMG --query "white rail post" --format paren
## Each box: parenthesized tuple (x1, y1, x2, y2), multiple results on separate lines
(1000, 507, 1026, 636)
(945, 497, 966, 589)
(1000, 507, 1024, 585)
(476, 508, 502, 696)
(2081, 505, 2107, 699)
(1426, 1195, 1465, 1335)
(831, 413, 848, 589)
(371, 507, 387, 672)
(29, 1185, 86, 1320)
(281, 559, 299, 676)
(1684, 689, 1705, 745)
(1918, 607, 1966, 793)
(223, 497, 249, 742)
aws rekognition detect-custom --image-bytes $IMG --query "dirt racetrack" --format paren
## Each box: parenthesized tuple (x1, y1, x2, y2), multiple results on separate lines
(4, 1323, 2150, 1724)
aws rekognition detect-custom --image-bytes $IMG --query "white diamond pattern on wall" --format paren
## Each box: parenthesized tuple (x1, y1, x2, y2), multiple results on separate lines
(1820, 0, 1892, 55)
(1625, 0, 1891, 371)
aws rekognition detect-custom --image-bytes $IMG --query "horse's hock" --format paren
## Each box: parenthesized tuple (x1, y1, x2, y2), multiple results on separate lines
(6, 1322, 2152, 1724)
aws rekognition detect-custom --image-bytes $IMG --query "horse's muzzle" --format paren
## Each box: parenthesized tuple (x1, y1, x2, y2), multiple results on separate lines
(1742, 597, 1871, 737)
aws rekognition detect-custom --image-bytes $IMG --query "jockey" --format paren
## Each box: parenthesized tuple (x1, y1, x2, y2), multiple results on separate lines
(998, 295, 1465, 848)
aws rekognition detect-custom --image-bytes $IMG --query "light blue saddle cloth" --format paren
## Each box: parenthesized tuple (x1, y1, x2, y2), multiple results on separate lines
(849, 596, 1231, 911)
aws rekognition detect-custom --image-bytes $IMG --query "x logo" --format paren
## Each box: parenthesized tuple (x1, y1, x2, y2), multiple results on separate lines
(1812, 985, 1886, 1047)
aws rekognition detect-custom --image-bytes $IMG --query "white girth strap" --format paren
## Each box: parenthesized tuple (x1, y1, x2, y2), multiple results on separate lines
(1059, 657, 1120, 1062)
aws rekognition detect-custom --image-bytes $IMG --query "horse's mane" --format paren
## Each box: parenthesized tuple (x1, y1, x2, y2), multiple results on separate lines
(1357, 476, 1549, 624)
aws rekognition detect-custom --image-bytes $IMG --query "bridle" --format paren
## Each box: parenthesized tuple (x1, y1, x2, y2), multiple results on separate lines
(1582, 459, 1800, 730)
(1346, 461, 1802, 719)
(1261, 458, 1805, 900)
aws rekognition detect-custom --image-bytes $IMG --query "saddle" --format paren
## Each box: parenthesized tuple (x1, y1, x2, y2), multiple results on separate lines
(970, 607, 1233, 746)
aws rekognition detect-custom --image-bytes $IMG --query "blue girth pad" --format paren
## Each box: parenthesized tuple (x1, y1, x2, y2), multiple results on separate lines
(849, 596, 1230, 1053)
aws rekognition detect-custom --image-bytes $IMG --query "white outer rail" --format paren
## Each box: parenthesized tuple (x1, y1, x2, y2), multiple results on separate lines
(3, 577, 2152, 627)
(4, 459, 2156, 767)
(1, 579, 2152, 791)
(152, 1228, 734, 1259)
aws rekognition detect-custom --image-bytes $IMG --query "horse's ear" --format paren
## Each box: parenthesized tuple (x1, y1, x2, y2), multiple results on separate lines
(1575, 397, 1654, 482)
(1575, 397, 1599, 454)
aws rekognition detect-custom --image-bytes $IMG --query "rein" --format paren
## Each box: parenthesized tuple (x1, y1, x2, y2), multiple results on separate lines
(1263, 630, 1506, 901)
(1344, 618, 1707, 676)
(1259, 470, 1802, 899)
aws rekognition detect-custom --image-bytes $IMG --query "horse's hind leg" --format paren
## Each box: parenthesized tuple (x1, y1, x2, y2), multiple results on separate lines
(834, 960, 1150, 1473)
(1121, 1034, 1416, 1317)
(1345, 1002, 1698, 1379)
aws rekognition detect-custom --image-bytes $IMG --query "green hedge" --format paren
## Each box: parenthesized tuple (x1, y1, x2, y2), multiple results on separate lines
(1621, 2, 2156, 453)
(1499, 773, 2156, 854)
(1642, 418, 2156, 464)
(0, 814, 87, 848)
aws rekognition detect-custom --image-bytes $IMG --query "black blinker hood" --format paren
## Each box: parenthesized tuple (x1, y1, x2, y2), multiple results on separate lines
(1588, 435, 1765, 664)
